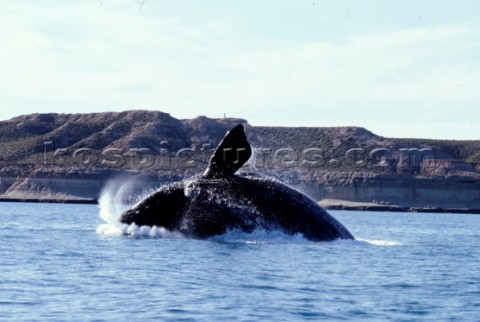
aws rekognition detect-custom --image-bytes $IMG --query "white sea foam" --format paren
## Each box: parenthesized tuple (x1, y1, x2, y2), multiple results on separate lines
(121, 223, 185, 238)
(97, 221, 186, 239)
(209, 228, 311, 244)
(96, 223, 123, 236)
(210, 229, 403, 246)
(357, 238, 402, 246)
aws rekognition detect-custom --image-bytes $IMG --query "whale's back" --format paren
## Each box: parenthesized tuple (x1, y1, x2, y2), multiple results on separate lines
(182, 175, 354, 241)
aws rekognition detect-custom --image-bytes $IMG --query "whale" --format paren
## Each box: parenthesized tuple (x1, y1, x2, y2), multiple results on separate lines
(120, 124, 354, 242)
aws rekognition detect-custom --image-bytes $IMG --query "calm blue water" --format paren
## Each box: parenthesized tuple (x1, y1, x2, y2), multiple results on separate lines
(1, 202, 479, 321)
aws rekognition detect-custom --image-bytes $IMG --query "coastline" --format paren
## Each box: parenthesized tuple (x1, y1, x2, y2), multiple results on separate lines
(1, 197, 479, 214)
(323, 204, 480, 214)
(0, 197, 97, 205)
(319, 199, 480, 214)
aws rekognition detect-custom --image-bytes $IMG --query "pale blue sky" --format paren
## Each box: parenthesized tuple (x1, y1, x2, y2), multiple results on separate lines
(1, 1, 479, 139)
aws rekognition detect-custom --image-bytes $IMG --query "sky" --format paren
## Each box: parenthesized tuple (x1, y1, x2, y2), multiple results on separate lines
(1, 1, 479, 139)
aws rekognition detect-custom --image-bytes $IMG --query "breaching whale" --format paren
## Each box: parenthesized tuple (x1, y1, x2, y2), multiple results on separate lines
(120, 125, 354, 241)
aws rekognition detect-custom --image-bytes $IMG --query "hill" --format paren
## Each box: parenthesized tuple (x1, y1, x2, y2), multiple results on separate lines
(1, 110, 479, 211)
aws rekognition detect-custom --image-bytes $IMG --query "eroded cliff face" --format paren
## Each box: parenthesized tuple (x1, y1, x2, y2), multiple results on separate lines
(1, 111, 479, 209)
(0, 177, 101, 201)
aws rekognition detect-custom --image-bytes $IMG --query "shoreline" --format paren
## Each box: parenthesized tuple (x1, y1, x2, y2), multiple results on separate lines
(323, 204, 480, 214)
(0, 197, 98, 205)
(319, 199, 480, 214)
(1, 197, 479, 214)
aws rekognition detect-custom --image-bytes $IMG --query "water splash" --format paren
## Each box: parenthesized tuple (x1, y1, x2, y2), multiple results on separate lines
(97, 176, 159, 237)
(98, 178, 138, 225)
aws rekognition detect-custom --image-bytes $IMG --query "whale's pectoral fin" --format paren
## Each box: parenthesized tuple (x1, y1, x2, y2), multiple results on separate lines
(203, 124, 252, 178)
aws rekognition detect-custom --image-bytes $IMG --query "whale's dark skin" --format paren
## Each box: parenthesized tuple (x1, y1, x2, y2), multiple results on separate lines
(120, 125, 354, 241)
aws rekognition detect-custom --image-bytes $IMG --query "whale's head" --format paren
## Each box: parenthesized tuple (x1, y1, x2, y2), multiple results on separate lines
(120, 182, 188, 228)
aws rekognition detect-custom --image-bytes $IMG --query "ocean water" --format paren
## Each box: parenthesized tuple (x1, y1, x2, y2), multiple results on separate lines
(0, 202, 479, 321)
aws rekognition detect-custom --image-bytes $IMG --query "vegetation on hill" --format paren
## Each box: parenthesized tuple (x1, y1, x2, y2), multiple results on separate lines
(0, 110, 479, 178)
